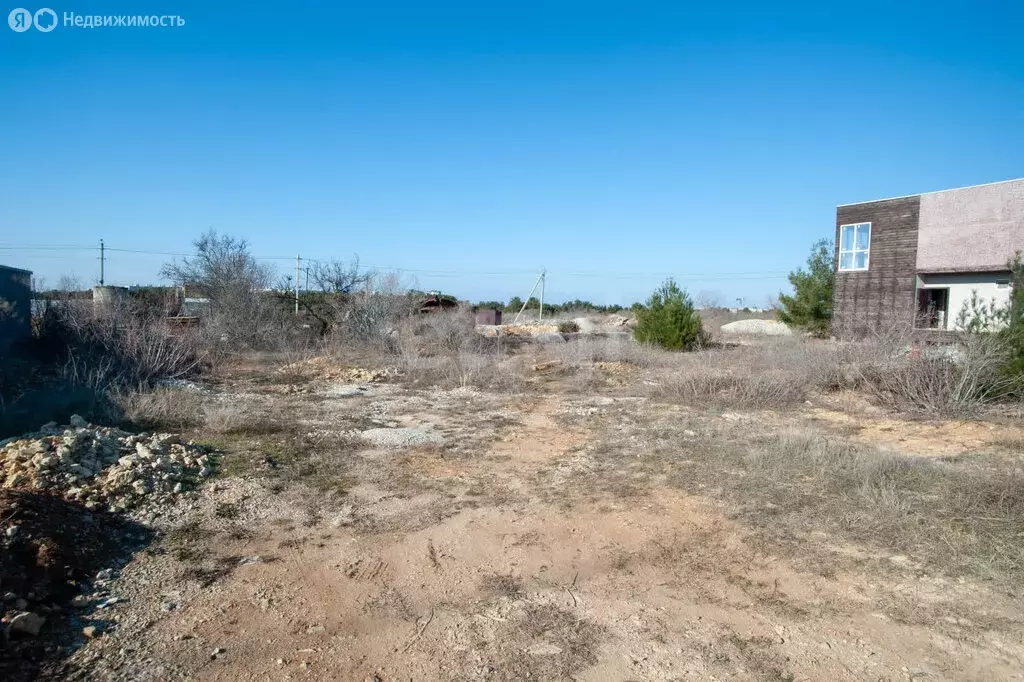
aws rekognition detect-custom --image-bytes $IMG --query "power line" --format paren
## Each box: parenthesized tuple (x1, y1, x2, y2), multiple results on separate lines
(0, 243, 792, 280)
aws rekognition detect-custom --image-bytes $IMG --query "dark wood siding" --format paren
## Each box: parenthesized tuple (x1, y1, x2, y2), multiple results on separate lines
(831, 196, 920, 338)
(0, 266, 32, 352)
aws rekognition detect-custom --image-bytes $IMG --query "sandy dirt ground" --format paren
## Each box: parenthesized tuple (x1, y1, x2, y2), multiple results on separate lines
(46, 376, 1024, 682)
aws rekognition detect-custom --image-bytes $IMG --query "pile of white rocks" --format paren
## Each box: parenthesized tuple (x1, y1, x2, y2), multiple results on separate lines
(0, 415, 211, 514)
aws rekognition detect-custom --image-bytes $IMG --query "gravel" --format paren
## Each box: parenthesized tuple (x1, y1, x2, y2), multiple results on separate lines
(325, 383, 375, 398)
(359, 427, 444, 449)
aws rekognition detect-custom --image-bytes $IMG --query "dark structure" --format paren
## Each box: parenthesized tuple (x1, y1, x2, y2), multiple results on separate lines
(832, 196, 920, 337)
(0, 265, 32, 352)
(417, 292, 459, 314)
(473, 308, 502, 325)
(832, 179, 1024, 338)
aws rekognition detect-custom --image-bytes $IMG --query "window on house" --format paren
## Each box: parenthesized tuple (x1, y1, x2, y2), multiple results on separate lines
(838, 222, 871, 271)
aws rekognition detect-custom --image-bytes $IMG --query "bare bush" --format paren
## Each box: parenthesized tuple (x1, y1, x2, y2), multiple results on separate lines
(393, 310, 528, 391)
(853, 333, 1022, 417)
(41, 298, 202, 388)
(398, 309, 480, 355)
(295, 258, 374, 335)
(650, 339, 839, 408)
(161, 231, 288, 350)
(639, 331, 1022, 415)
(339, 274, 417, 353)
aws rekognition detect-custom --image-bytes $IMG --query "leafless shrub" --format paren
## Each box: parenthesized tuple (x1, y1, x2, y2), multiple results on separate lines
(638, 331, 1020, 415)
(338, 274, 417, 353)
(651, 339, 837, 408)
(161, 230, 290, 350)
(41, 298, 202, 388)
(853, 332, 1022, 417)
(393, 310, 528, 391)
(294, 258, 374, 335)
(659, 364, 805, 408)
(399, 309, 480, 354)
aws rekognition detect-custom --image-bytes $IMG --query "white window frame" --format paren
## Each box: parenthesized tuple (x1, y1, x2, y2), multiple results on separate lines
(838, 222, 871, 272)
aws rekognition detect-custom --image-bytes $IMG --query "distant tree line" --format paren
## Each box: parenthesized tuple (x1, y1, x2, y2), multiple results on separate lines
(473, 298, 630, 314)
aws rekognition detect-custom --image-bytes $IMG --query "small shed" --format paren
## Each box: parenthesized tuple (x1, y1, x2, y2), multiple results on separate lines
(474, 308, 502, 325)
(0, 265, 32, 351)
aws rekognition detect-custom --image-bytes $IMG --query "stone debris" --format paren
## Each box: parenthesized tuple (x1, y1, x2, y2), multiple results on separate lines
(277, 357, 396, 383)
(8, 610, 45, 636)
(606, 314, 634, 328)
(477, 323, 559, 338)
(0, 416, 210, 514)
(719, 319, 793, 336)
(571, 317, 598, 333)
(360, 427, 444, 449)
(326, 383, 374, 398)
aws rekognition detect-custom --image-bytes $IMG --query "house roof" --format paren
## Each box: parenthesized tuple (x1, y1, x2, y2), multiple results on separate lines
(0, 264, 33, 275)
(837, 177, 1024, 208)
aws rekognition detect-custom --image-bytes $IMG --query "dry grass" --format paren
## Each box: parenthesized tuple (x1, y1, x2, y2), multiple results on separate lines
(203, 402, 297, 436)
(636, 418, 1024, 584)
(115, 386, 205, 430)
(553, 335, 665, 370)
(394, 311, 531, 391)
(208, 429, 359, 499)
(739, 430, 1024, 583)
(644, 338, 839, 408)
(629, 334, 1021, 416)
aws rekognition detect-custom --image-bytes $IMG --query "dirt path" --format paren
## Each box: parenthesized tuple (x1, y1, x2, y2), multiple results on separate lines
(52, 387, 1024, 681)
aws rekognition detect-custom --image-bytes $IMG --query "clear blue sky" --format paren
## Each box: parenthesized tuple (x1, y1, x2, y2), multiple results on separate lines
(2, 1, 1022, 306)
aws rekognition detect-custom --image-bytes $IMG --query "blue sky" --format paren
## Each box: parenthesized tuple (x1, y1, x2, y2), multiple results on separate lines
(2, 1, 1022, 306)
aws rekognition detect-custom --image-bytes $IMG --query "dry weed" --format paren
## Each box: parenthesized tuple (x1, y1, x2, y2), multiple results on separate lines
(115, 387, 205, 431)
(553, 336, 665, 370)
(695, 426, 1024, 583)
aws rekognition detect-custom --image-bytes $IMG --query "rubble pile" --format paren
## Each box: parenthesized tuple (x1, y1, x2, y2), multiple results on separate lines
(0, 416, 211, 514)
(277, 356, 396, 382)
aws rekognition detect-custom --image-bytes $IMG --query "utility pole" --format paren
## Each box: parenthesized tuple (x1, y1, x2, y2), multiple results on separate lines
(539, 269, 546, 321)
(99, 239, 105, 286)
(513, 271, 545, 325)
(295, 254, 301, 315)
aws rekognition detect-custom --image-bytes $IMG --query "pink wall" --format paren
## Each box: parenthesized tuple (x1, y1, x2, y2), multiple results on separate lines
(916, 179, 1024, 272)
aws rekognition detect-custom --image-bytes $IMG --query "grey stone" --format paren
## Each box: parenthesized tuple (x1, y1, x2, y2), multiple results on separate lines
(9, 611, 45, 636)
(720, 319, 793, 336)
(360, 427, 443, 449)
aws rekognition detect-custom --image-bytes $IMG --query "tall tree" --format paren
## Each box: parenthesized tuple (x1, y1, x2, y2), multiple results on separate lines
(777, 238, 834, 337)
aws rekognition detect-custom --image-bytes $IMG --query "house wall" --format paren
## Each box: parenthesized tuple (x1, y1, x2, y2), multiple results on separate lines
(917, 179, 1024, 273)
(0, 266, 32, 352)
(832, 196, 920, 337)
(917, 272, 1012, 331)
